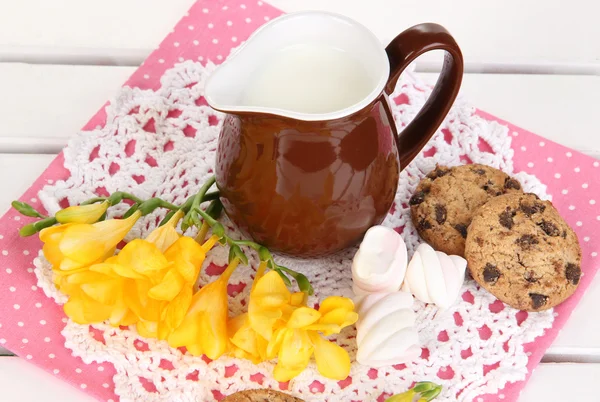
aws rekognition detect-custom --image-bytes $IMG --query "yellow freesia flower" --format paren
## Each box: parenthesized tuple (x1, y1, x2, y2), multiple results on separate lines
(167, 258, 240, 359)
(55, 201, 110, 224)
(267, 297, 357, 382)
(230, 268, 358, 382)
(52, 210, 220, 338)
(123, 234, 219, 339)
(145, 210, 184, 252)
(41, 210, 142, 272)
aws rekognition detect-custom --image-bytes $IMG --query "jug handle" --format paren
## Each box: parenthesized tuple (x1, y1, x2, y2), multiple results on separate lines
(385, 23, 464, 169)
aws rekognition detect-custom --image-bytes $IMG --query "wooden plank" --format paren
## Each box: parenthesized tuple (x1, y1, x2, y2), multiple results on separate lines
(0, 357, 93, 401)
(0, 64, 134, 153)
(271, 0, 600, 75)
(0, 154, 55, 355)
(520, 363, 600, 401)
(0, 0, 599, 73)
(0, 63, 599, 156)
(0, 154, 54, 216)
(0, 355, 595, 401)
(0, 0, 193, 66)
(420, 73, 600, 158)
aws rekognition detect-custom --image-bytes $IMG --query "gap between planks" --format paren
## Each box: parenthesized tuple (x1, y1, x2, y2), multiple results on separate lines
(1, 47, 599, 76)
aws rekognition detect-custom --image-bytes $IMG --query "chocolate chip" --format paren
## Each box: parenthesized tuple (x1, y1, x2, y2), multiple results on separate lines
(520, 201, 546, 216)
(524, 271, 538, 283)
(426, 166, 450, 180)
(409, 191, 425, 205)
(499, 208, 515, 229)
(538, 220, 560, 236)
(473, 168, 486, 175)
(562, 230, 567, 239)
(476, 237, 484, 247)
(435, 204, 447, 224)
(453, 223, 468, 238)
(504, 177, 522, 191)
(483, 263, 501, 284)
(482, 180, 497, 194)
(565, 263, 581, 285)
(529, 293, 548, 310)
(516, 234, 539, 250)
(418, 218, 432, 230)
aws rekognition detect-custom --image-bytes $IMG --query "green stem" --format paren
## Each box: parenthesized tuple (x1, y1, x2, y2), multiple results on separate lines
(191, 176, 216, 212)
(231, 239, 263, 250)
(80, 197, 107, 206)
(118, 192, 144, 204)
(203, 191, 220, 202)
(195, 207, 219, 227)
(19, 217, 58, 237)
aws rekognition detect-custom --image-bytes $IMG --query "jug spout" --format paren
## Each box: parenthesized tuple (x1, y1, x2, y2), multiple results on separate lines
(204, 11, 390, 122)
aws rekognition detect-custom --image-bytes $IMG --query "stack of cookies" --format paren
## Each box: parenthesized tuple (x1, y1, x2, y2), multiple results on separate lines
(410, 164, 582, 312)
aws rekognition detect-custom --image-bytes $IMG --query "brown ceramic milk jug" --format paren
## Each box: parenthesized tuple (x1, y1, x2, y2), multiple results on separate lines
(205, 11, 463, 256)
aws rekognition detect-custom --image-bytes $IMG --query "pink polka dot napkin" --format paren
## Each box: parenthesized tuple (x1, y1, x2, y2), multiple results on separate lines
(0, 1, 597, 401)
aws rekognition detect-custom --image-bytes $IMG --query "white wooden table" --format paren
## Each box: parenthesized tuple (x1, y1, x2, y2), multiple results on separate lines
(0, 1, 599, 400)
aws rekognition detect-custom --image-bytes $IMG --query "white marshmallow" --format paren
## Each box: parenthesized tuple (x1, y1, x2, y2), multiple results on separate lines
(402, 243, 467, 309)
(352, 225, 408, 296)
(355, 291, 420, 367)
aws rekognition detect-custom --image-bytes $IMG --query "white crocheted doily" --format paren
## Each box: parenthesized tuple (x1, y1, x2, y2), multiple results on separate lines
(35, 61, 553, 401)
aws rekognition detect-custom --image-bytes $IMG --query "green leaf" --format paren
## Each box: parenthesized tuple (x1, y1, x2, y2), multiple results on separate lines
(11, 201, 44, 218)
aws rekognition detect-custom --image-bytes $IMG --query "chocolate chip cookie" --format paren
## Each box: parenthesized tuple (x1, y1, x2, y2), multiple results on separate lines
(223, 389, 304, 402)
(465, 192, 582, 311)
(410, 164, 522, 256)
